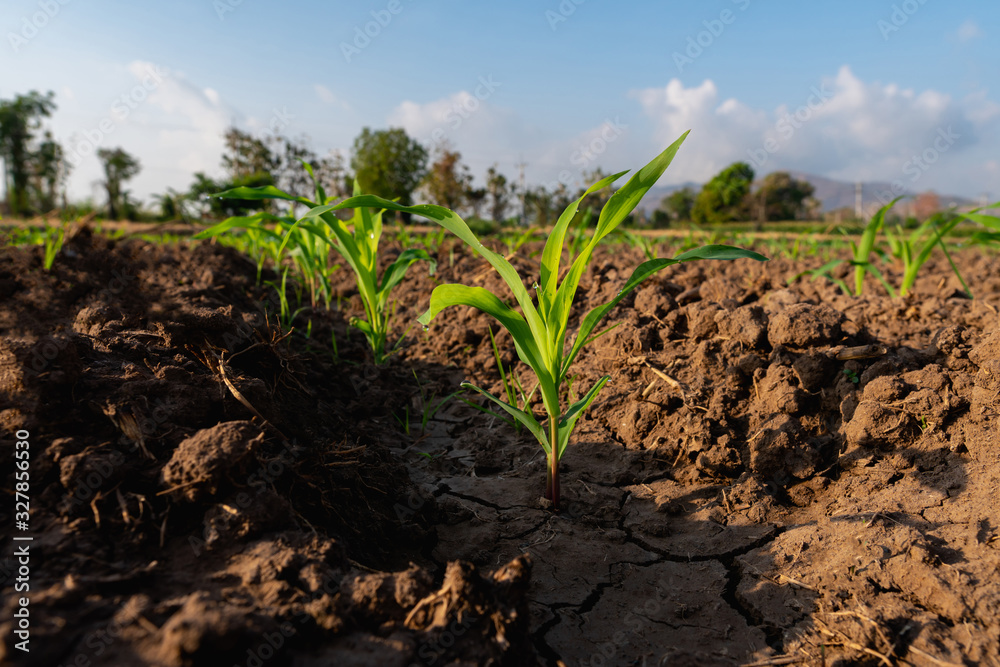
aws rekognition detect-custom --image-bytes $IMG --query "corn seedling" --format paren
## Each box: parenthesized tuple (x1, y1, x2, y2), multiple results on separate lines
(264, 265, 308, 330)
(792, 198, 902, 296)
(502, 227, 540, 257)
(884, 211, 972, 298)
(318, 131, 767, 509)
(195, 165, 436, 364)
(42, 225, 65, 271)
(798, 199, 1000, 297)
(616, 228, 657, 261)
(852, 197, 905, 296)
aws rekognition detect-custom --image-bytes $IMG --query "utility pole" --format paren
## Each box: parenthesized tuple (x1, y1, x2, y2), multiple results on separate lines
(855, 181, 863, 220)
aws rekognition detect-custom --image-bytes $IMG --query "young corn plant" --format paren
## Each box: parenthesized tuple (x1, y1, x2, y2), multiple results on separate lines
(886, 202, 1000, 298)
(42, 225, 66, 271)
(796, 199, 1000, 297)
(317, 131, 767, 510)
(792, 198, 902, 296)
(194, 165, 436, 363)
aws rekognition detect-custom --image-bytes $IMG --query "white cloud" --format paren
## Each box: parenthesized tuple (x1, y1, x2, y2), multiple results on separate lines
(953, 19, 983, 42)
(314, 84, 350, 110)
(387, 90, 546, 184)
(631, 66, 997, 196)
(54, 63, 998, 208)
(59, 60, 236, 204)
(385, 69, 999, 200)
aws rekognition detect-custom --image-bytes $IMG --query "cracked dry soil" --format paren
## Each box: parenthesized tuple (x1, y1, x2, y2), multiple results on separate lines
(1, 227, 999, 666)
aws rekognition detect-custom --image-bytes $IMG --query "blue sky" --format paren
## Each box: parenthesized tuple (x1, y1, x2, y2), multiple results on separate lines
(3, 0, 998, 207)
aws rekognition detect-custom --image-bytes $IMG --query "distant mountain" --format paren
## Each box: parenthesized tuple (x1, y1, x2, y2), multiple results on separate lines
(634, 173, 979, 216)
(786, 172, 978, 213)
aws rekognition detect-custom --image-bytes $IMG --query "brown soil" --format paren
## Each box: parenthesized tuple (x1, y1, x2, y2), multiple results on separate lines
(2, 226, 999, 667)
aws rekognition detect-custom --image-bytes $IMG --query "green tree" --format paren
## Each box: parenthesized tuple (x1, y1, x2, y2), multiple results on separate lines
(464, 185, 488, 219)
(525, 185, 555, 227)
(0, 90, 57, 216)
(96, 147, 141, 220)
(755, 172, 815, 221)
(350, 127, 428, 214)
(691, 162, 755, 224)
(422, 144, 472, 211)
(29, 131, 71, 212)
(222, 127, 276, 181)
(153, 187, 190, 222)
(311, 150, 349, 202)
(659, 186, 696, 225)
(486, 164, 512, 223)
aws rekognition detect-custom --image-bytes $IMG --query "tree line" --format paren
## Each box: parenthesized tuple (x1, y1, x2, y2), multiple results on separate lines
(1, 88, 818, 225)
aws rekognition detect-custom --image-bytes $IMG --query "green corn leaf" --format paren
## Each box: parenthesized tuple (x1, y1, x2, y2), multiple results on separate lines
(299, 160, 327, 205)
(461, 382, 549, 451)
(276, 217, 332, 243)
(416, 283, 547, 378)
(854, 197, 902, 296)
(548, 132, 690, 359)
(556, 375, 609, 458)
(897, 215, 962, 296)
(936, 235, 972, 298)
(192, 212, 290, 241)
(326, 195, 554, 370)
(957, 209, 1000, 230)
(593, 130, 690, 244)
(563, 245, 766, 378)
(350, 316, 374, 336)
(790, 258, 844, 284)
(356, 205, 379, 271)
(488, 327, 517, 408)
(379, 248, 436, 306)
(580, 322, 622, 349)
(539, 171, 625, 310)
(457, 396, 516, 429)
(671, 244, 769, 262)
(212, 185, 315, 206)
(849, 260, 897, 298)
